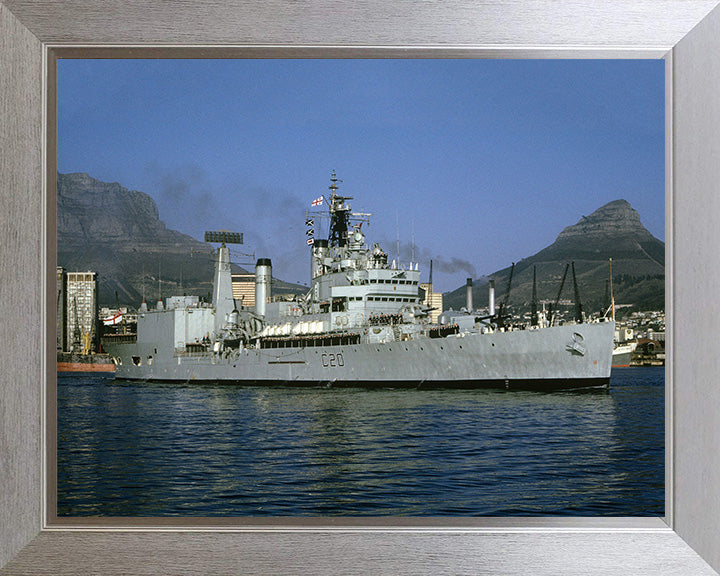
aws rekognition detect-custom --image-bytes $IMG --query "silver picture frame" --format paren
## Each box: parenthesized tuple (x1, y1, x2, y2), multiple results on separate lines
(2, 1, 720, 574)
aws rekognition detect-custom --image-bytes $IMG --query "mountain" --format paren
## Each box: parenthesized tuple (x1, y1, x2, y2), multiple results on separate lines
(443, 199, 665, 316)
(57, 172, 304, 307)
(59, 173, 663, 315)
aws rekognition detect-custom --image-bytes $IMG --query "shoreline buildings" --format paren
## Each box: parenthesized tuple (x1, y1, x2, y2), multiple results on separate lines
(57, 267, 99, 353)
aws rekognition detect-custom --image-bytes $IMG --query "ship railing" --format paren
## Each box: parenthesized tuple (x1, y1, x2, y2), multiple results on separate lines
(259, 332, 361, 349)
(428, 324, 460, 339)
(100, 333, 137, 344)
(368, 313, 405, 326)
(175, 350, 212, 358)
(184, 342, 209, 353)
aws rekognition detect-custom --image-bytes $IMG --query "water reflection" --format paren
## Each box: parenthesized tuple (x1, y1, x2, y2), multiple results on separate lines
(57, 369, 663, 516)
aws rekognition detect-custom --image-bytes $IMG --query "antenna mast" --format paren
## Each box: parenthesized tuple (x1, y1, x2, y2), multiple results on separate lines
(395, 211, 400, 267)
(327, 170, 352, 248)
(322, 171, 371, 248)
(572, 261, 584, 323)
(411, 219, 415, 263)
(609, 258, 615, 322)
(531, 266, 538, 326)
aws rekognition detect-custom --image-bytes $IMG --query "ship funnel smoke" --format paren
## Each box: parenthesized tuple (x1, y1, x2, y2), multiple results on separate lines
(394, 242, 476, 278)
(466, 278, 473, 312)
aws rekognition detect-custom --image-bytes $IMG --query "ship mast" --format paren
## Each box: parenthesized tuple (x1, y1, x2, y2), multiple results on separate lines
(205, 230, 244, 333)
(327, 170, 352, 248)
(609, 258, 616, 322)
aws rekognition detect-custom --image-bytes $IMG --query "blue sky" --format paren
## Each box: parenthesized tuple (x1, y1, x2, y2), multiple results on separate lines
(57, 59, 665, 292)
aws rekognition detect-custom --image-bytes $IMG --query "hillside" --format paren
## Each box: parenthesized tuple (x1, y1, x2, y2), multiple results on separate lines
(58, 173, 663, 315)
(57, 172, 304, 307)
(443, 199, 664, 315)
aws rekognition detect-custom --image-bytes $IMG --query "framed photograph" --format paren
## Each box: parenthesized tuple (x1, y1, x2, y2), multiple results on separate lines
(2, 2, 720, 574)
(51, 57, 666, 521)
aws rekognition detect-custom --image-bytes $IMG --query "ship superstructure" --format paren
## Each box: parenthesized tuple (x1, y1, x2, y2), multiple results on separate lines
(103, 172, 614, 390)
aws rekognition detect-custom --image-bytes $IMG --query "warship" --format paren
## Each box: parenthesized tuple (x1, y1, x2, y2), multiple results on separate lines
(102, 172, 614, 391)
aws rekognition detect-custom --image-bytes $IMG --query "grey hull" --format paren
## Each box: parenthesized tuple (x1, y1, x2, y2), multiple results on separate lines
(106, 321, 614, 391)
(612, 350, 633, 367)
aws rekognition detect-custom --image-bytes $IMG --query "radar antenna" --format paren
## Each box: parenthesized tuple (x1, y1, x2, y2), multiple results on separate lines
(204, 230, 255, 265)
(204, 231, 244, 245)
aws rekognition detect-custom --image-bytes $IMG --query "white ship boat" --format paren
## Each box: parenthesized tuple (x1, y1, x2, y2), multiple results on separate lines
(103, 172, 614, 391)
(612, 342, 637, 368)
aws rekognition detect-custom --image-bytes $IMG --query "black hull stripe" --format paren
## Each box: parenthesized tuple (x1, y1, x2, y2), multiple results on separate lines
(113, 377, 610, 392)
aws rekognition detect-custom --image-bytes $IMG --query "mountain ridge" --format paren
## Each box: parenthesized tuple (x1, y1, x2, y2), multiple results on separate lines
(57, 172, 303, 306)
(57, 172, 663, 313)
(443, 198, 664, 314)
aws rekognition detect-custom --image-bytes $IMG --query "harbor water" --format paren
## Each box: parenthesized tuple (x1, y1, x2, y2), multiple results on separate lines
(57, 367, 664, 517)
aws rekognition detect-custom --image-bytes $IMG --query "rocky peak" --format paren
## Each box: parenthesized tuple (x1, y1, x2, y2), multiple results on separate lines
(556, 199, 650, 241)
(56, 172, 304, 306)
(443, 195, 665, 312)
(57, 172, 170, 246)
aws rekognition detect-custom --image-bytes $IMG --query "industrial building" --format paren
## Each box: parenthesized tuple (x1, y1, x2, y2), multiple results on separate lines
(231, 272, 256, 309)
(56, 267, 65, 351)
(63, 270, 99, 353)
(419, 282, 443, 324)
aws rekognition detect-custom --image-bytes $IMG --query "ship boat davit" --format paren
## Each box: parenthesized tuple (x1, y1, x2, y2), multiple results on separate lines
(103, 172, 614, 391)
